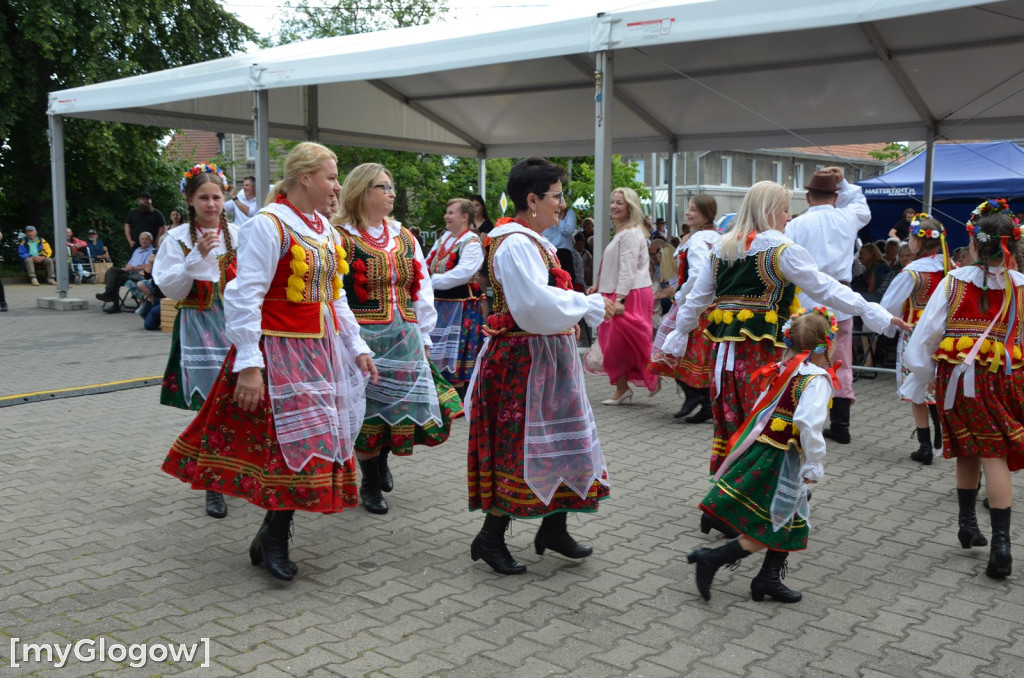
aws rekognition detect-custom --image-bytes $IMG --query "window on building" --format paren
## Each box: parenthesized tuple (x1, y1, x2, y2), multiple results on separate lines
(721, 155, 733, 186)
(748, 158, 757, 184)
(634, 159, 645, 185)
(660, 157, 671, 185)
(245, 138, 257, 160)
(772, 161, 783, 184)
(793, 163, 804, 190)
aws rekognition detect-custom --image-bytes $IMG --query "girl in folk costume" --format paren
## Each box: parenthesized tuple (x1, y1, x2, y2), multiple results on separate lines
(661, 182, 907, 537)
(467, 157, 615, 576)
(426, 198, 486, 394)
(333, 164, 463, 516)
(162, 142, 376, 582)
(687, 308, 838, 603)
(153, 164, 239, 521)
(650, 194, 719, 423)
(879, 214, 950, 465)
(901, 201, 1024, 579)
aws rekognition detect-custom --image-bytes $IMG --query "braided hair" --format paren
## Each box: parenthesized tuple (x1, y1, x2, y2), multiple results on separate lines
(970, 212, 1018, 314)
(183, 172, 235, 257)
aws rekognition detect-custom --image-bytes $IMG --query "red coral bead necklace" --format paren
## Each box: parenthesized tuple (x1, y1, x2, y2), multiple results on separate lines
(360, 219, 391, 249)
(275, 195, 325, 234)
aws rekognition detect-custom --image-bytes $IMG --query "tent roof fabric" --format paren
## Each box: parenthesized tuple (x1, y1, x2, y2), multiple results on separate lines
(859, 142, 1024, 200)
(48, 0, 1024, 158)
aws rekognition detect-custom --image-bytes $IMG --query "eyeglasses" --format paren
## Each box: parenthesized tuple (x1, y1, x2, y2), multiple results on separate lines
(543, 191, 566, 202)
(372, 184, 396, 194)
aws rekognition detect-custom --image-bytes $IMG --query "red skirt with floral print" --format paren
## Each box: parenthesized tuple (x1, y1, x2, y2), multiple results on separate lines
(935, 361, 1024, 470)
(709, 339, 784, 474)
(161, 347, 358, 513)
(468, 335, 610, 518)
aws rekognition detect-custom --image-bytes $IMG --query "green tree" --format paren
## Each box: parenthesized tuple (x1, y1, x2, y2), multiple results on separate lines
(563, 156, 649, 218)
(273, 0, 447, 45)
(0, 0, 255, 263)
(868, 142, 910, 162)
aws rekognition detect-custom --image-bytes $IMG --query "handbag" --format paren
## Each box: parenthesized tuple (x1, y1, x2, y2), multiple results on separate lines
(583, 336, 604, 375)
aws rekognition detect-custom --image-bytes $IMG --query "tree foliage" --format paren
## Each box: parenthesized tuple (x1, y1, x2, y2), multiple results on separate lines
(272, 0, 447, 45)
(0, 0, 255, 264)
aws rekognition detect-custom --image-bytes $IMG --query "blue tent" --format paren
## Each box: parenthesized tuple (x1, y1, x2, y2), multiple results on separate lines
(858, 142, 1024, 248)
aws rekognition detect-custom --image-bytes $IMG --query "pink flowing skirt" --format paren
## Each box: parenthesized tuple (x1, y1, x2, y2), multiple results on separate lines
(598, 288, 658, 392)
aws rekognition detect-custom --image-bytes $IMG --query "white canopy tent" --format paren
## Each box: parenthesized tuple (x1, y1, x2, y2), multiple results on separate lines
(47, 0, 1024, 296)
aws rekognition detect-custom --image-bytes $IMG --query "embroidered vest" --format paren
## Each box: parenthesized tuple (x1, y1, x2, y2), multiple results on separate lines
(428, 231, 482, 301)
(705, 245, 798, 346)
(484, 232, 573, 337)
(902, 269, 944, 326)
(260, 214, 345, 339)
(337, 225, 420, 324)
(933, 275, 1024, 369)
(174, 237, 237, 311)
(756, 374, 819, 451)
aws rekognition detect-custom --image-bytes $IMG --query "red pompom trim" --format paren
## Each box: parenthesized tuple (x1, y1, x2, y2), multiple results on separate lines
(410, 257, 423, 301)
(351, 258, 369, 303)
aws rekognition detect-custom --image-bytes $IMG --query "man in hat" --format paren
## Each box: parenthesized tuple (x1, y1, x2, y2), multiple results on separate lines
(124, 190, 166, 251)
(785, 166, 871, 444)
(652, 216, 668, 240)
(17, 226, 55, 286)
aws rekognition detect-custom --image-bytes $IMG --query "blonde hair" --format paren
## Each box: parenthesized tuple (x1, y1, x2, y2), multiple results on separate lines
(657, 244, 677, 283)
(335, 163, 393, 228)
(782, 311, 835, 362)
(718, 181, 792, 262)
(611, 187, 646, 232)
(266, 142, 337, 206)
(446, 198, 473, 218)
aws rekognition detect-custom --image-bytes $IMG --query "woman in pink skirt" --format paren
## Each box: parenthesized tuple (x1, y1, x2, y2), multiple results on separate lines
(590, 187, 658, 404)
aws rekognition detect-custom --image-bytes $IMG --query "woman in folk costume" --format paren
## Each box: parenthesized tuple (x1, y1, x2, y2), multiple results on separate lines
(650, 194, 719, 423)
(901, 201, 1024, 579)
(426, 198, 486, 395)
(688, 308, 838, 602)
(162, 142, 376, 582)
(467, 157, 615, 576)
(333, 164, 463, 516)
(879, 214, 950, 465)
(661, 182, 907, 540)
(153, 163, 239, 521)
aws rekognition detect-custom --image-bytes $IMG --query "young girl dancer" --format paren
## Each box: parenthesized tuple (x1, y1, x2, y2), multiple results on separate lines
(901, 200, 1023, 578)
(153, 164, 239, 520)
(879, 214, 949, 465)
(687, 308, 837, 602)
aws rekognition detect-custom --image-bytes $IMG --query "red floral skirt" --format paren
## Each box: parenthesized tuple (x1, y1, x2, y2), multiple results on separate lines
(935, 361, 1024, 470)
(468, 335, 610, 518)
(161, 347, 358, 513)
(709, 339, 784, 474)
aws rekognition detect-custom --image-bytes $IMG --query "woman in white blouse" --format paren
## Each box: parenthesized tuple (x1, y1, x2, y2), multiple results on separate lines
(153, 163, 239, 521)
(590, 187, 658, 404)
(426, 198, 486, 394)
(161, 142, 376, 582)
(468, 157, 614, 575)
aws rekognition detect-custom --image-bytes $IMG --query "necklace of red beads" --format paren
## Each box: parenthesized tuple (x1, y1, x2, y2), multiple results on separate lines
(360, 219, 391, 249)
(436, 229, 470, 260)
(275, 195, 325, 234)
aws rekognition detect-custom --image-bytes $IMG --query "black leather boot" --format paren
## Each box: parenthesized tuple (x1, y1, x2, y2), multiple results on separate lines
(686, 538, 750, 601)
(378, 448, 394, 493)
(957, 488, 988, 548)
(258, 510, 296, 581)
(928, 404, 943, 450)
(699, 512, 739, 539)
(471, 514, 526, 575)
(250, 511, 298, 576)
(205, 491, 227, 519)
(750, 550, 802, 603)
(823, 397, 851, 444)
(358, 457, 389, 514)
(987, 507, 1012, 578)
(674, 382, 699, 419)
(535, 512, 592, 558)
(685, 388, 713, 423)
(910, 427, 933, 465)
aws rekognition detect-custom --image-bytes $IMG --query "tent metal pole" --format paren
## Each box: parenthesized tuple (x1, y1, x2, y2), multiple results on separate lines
(667, 142, 678, 236)
(922, 135, 935, 214)
(307, 85, 319, 142)
(593, 50, 613, 267)
(48, 114, 69, 298)
(254, 90, 270, 206)
(477, 157, 486, 201)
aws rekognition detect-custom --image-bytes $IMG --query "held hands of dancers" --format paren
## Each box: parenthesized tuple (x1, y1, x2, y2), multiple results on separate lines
(233, 367, 264, 412)
(602, 297, 616, 320)
(357, 353, 379, 384)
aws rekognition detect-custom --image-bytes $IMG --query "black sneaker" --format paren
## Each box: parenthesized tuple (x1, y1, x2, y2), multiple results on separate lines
(95, 292, 114, 302)
(1, 303, 7, 312)
(103, 306, 121, 314)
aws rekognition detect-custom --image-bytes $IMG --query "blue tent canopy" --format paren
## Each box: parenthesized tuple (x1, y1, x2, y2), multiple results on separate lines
(857, 142, 1024, 248)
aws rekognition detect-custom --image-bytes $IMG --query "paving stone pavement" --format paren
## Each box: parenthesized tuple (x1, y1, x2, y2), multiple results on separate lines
(2, 282, 1024, 677)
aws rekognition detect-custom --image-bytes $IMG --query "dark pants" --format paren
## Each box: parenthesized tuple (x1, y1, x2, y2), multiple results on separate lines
(104, 268, 141, 306)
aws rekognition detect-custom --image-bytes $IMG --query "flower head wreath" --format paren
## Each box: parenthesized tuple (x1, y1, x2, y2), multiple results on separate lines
(909, 212, 950, 272)
(782, 306, 838, 355)
(180, 163, 227, 194)
(966, 199, 1020, 243)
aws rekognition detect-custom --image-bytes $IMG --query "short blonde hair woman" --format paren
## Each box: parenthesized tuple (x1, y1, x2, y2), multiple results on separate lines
(587, 187, 658, 404)
(661, 180, 907, 597)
